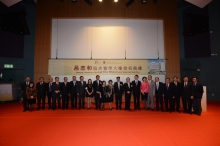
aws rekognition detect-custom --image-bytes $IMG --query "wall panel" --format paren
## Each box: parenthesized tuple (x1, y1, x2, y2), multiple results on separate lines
(34, 0, 180, 83)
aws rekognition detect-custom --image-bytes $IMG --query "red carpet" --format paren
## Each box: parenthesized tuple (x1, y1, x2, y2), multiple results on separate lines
(0, 101, 220, 146)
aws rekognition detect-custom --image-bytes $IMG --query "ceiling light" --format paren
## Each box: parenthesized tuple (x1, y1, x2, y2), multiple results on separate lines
(142, 0, 147, 4)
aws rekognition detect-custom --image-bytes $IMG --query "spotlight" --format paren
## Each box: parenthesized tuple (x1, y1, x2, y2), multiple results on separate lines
(85, 0, 92, 6)
(72, 0, 76, 2)
(126, 0, 134, 7)
(99, 0, 102, 2)
(153, 0, 157, 4)
(114, 0, 118, 2)
(142, 0, 147, 4)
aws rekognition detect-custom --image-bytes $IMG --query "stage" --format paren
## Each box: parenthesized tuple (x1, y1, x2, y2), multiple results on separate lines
(0, 101, 220, 146)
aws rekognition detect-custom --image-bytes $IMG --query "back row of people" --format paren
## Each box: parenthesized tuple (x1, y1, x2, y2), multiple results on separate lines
(21, 75, 203, 116)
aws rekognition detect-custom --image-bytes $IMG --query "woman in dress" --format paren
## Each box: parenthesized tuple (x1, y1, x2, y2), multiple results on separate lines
(106, 80, 114, 110)
(85, 79, 93, 109)
(98, 81, 107, 110)
(140, 77, 149, 110)
(26, 82, 37, 111)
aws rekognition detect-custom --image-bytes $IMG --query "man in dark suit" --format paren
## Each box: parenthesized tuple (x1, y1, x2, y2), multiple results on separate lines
(52, 77, 62, 110)
(77, 76, 86, 109)
(170, 76, 181, 112)
(61, 77, 70, 110)
(124, 77, 133, 110)
(132, 75, 141, 110)
(93, 75, 102, 109)
(181, 76, 192, 114)
(114, 76, 124, 110)
(191, 77, 204, 116)
(46, 77, 53, 109)
(69, 76, 78, 109)
(36, 77, 47, 110)
(155, 77, 164, 112)
(20, 76, 31, 112)
(163, 78, 173, 112)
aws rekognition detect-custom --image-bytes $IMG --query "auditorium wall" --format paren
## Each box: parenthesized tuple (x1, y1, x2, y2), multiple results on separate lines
(34, 0, 180, 83)
(0, 2, 36, 83)
(178, 0, 220, 100)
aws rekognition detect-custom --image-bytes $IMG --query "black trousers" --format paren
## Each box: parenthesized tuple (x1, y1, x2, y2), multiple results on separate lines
(187, 97, 193, 112)
(169, 97, 175, 112)
(47, 92, 52, 109)
(164, 96, 173, 111)
(23, 94, 27, 110)
(37, 95, 46, 109)
(71, 93, 77, 108)
(78, 95, 85, 109)
(52, 93, 60, 110)
(182, 95, 192, 112)
(156, 95, 163, 110)
(182, 95, 187, 112)
(116, 93, 122, 109)
(193, 98, 201, 114)
(62, 94, 69, 109)
(174, 96, 180, 111)
(125, 93, 131, 109)
(133, 94, 140, 109)
(95, 93, 100, 109)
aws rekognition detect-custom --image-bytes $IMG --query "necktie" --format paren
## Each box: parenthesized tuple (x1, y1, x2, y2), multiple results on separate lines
(81, 81, 83, 85)
(26, 82, 29, 87)
(136, 81, 137, 86)
(40, 82, 42, 85)
(118, 82, 120, 90)
(156, 83, 158, 90)
(128, 83, 130, 88)
(166, 84, 169, 90)
(184, 82, 186, 87)
(73, 81, 75, 86)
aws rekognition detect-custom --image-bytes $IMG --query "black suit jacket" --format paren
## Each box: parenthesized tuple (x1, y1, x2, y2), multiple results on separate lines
(93, 80, 102, 94)
(123, 82, 133, 95)
(21, 82, 32, 97)
(69, 81, 78, 95)
(155, 82, 164, 97)
(170, 82, 181, 97)
(77, 81, 86, 96)
(192, 82, 203, 99)
(181, 82, 192, 97)
(114, 81, 124, 95)
(61, 82, 70, 95)
(132, 80, 141, 96)
(52, 82, 62, 96)
(36, 82, 47, 97)
(163, 83, 173, 98)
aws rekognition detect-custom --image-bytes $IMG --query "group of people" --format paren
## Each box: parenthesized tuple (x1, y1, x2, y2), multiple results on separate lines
(20, 75, 204, 116)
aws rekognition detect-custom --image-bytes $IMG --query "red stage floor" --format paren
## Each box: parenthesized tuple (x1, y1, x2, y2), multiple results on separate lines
(0, 101, 220, 146)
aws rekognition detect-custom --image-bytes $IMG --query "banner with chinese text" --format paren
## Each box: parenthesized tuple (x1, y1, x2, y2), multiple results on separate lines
(48, 59, 151, 75)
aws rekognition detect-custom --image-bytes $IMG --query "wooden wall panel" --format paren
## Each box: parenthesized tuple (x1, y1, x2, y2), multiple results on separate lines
(34, 0, 180, 83)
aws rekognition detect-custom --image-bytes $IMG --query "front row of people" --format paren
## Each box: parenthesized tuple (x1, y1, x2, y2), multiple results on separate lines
(21, 75, 203, 116)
